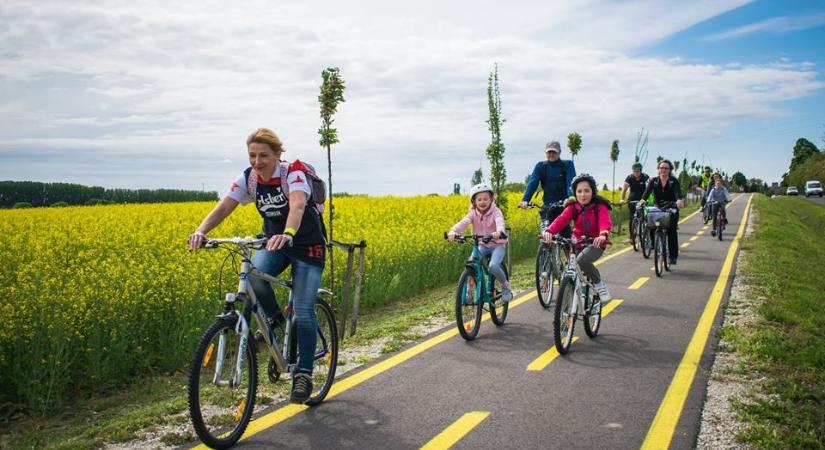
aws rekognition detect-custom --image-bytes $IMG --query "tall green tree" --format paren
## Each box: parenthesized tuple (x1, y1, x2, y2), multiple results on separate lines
(471, 168, 483, 186)
(610, 140, 620, 203)
(731, 171, 747, 189)
(318, 66, 346, 296)
(567, 132, 582, 162)
(485, 64, 508, 218)
(790, 138, 820, 172)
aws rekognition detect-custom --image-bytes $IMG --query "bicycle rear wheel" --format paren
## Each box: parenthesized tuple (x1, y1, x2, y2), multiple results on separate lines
(490, 265, 509, 326)
(630, 215, 639, 252)
(553, 276, 577, 354)
(583, 285, 602, 338)
(189, 315, 257, 450)
(456, 269, 483, 340)
(641, 226, 652, 259)
(535, 245, 555, 309)
(654, 231, 665, 277)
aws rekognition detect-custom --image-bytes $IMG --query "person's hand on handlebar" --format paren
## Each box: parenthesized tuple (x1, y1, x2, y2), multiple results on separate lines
(188, 230, 206, 252)
(518, 201, 529, 209)
(593, 234, 608, 248)
(491, 231, 502, 240)
(677, 199, 685, 209)
(542, 231, 554, 244)
(266, 234, 293, 251)
(446, 231, 457, 242)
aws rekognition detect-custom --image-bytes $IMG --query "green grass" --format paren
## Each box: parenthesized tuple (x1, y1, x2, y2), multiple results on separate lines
(0, 213, 649, 449)
(730, 196, 825, 448)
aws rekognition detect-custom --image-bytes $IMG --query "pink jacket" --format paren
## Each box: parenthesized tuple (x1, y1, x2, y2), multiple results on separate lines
(450, 203, 507, 248)
(547, 201, 612, 245)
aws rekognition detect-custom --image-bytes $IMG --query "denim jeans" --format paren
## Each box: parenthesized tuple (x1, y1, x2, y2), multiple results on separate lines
(250, 249, 323, 374)
(477, 245, 509, 288)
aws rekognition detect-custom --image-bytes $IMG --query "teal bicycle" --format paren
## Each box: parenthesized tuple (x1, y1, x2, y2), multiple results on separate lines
(445, 232, 509, 341)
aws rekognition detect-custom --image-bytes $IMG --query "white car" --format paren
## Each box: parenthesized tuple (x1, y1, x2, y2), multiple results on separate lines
(787, 186, 799, 196)
(805, 180, 823, 197)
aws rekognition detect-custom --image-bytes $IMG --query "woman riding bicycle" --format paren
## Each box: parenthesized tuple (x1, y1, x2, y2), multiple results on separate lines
(541, 174, 613, 302)
(706, 177, 731, 236)
(188, 128, 325, 404)
(639, 159, 684, 265)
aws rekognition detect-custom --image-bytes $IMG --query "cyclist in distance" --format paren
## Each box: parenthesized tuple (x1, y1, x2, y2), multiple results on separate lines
(699, 166, 713, 211)
(619, 162, 650, 245)
(639, 159, 684, 265)
(706, 177, 731, 235)
(447, 183, 513, 302)
(187, 128, 326, 404)
(541, 174, 613, 302)
(518, 140, 577, 238)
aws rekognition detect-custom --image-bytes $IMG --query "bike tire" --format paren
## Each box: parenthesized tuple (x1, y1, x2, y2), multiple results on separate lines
(189, 315, 257, 450)
(663, 230, 671, 272)
(717, 213, 724, 241)
(641, 226, 652, 259)
(535, 245, 554, 309)
(631, 217, 639, 252)
(583, 285, 602, 338)
(456, 269, 483, 341)
(490, 265, 509, 326)
(654, 231, 664, 277)
(304, 298, 338, 406)
(553, 276, 577, 354)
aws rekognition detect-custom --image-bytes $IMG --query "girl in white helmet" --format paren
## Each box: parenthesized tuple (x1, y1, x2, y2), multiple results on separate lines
(447, 183, 513, 302)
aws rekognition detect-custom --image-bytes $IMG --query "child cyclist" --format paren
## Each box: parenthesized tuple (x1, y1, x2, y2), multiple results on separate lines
(706, 177, 731, 235)
(447, 183, 514, 302)
(541, 174, 613, 302)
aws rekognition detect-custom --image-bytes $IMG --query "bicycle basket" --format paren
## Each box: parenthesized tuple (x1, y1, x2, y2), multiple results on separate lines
(646, 207, 672, 229)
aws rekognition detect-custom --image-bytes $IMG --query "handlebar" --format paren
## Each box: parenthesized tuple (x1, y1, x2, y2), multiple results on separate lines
(523, 200, 565, 212)
(200, 236, 269, 249)
(444, 231, 508, 244)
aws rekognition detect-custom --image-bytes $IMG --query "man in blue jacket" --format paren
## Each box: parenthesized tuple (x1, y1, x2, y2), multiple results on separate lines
(518, 140, 577, 237)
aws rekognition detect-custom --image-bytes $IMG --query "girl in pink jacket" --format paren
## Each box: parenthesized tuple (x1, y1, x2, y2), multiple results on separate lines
(447, 183, 513, 302)
(542, 174, 613, 302)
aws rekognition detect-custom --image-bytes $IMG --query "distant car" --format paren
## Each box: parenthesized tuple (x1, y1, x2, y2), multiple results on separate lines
(805, 180, 823, 197)
(786, 186, 799, 196)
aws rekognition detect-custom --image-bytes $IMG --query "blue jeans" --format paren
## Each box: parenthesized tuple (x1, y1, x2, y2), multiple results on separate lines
(477, 245, 509, 288)
(250, 250, 323, 374)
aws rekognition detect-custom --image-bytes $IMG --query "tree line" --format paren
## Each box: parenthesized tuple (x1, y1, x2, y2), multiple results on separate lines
(782, 137, 824, 191)
(0, 180, 218, 208)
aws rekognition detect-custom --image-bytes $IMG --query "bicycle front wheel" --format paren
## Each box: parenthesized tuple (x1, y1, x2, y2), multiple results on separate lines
(305, 298, 338, 406)
(717, 213, 724, 241)
(654, 231, 665, 277)
(553, 276, 577, 354)
(189, 315, 257, 450)
(535, 245, 555, 309)
(631, 218, 639, 252)
(456, 269, 483, 340)
(490, 265, 509, 326)
(641, 226, 652, 259)
(583, 285, 602, 338)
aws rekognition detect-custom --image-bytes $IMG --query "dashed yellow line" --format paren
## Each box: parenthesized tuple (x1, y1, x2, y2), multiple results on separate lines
(680, 242, 690, 248)
(628, 277, 650, 290)
(689, 236, 698, 242)
(526, 300, 624, 371)
(420, 411, 490, 450)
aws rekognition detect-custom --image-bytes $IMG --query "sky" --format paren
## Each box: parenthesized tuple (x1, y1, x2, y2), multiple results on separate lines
(1, 0, 823, 196)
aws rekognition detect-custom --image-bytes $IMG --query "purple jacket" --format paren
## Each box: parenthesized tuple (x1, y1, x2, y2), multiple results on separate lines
(450, 203, 507, 248)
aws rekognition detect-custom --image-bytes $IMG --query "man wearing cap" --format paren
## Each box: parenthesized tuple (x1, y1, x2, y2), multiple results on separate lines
(620, 162, 650, 245)
(518, 141, 577, 237)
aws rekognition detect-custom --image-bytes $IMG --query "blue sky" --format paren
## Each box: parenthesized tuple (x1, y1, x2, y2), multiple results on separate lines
(0, 0, 823, 195)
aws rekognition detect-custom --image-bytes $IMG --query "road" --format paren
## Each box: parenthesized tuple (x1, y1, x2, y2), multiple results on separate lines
(187, 194, 753, 450)
(803, 194, 825, 206)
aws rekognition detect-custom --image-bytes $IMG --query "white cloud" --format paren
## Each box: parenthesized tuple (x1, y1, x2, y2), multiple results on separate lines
(702, 12, 825, 41)
(0, 0, 820, 194)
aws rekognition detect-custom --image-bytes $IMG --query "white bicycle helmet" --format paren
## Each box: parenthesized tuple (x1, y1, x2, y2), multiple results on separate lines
(469, 183, 494, 201)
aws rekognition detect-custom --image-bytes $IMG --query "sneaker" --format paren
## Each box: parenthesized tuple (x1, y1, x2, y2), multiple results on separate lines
(669, 258, 677, 265)
(290, 372, 313, 404)
(593, 281, 611, 304)
(724, 218, 729, 224)
(502, 288, 513, 303)
(711, 229, 716, 237)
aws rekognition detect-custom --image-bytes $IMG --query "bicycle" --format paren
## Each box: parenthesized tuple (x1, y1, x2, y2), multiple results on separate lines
(549, 236, 604, 354)
(646, 203, 677, 277)
(701, 194, 711, 225)
(188, 236, 338, 449)
(628, 200, 650, 257)
(445, 232, 509, 341)
(709, 200, 725, 241)
(526, 201, 567, 308)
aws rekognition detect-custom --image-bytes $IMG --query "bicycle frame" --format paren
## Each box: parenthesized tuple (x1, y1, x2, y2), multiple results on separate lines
(464, 245, 495, 305)
(560, 248, 594, 319)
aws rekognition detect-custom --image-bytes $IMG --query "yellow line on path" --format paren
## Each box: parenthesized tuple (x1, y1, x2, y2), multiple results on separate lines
(628, 277, 650, 290)
(526, 300, 624, 371)
(420, 411, 490, 450)
(641, 194, 753, 450)
(680, 242, 690, 248)
(689, 236, 698, 242)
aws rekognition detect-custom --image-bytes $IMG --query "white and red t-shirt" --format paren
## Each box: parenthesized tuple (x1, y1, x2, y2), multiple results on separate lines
(225, 160, 325, 266)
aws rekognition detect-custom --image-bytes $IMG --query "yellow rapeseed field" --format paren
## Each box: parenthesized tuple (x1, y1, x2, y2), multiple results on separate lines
(0, 193, 540, 411)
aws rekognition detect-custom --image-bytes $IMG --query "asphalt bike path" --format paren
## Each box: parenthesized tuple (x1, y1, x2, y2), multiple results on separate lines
(187, 194, 752, 450)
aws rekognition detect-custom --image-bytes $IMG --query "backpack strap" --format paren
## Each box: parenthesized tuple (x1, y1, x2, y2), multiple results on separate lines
(244, 167, 257, 198)
(279, 161, 290, 197)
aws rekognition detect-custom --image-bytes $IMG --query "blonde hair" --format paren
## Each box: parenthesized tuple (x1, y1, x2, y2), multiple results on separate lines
(246, 128, 285, 154)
